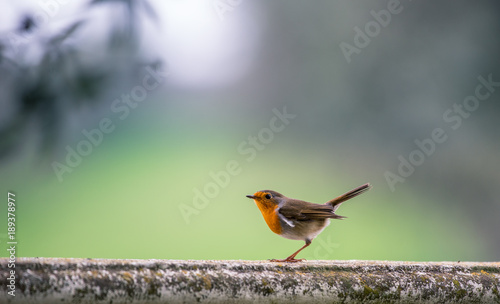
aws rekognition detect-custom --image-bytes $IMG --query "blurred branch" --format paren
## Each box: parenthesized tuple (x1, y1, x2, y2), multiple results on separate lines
(0, 0, 161, 161)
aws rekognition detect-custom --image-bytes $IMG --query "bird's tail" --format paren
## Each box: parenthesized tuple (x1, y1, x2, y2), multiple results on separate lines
(325, 183, 371, 211)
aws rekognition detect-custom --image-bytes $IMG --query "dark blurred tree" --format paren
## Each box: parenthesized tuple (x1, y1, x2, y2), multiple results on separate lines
(0, 0, 161, 159)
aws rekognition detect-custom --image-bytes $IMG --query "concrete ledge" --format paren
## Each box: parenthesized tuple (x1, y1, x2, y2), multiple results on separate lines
(1, 258, 499, 303)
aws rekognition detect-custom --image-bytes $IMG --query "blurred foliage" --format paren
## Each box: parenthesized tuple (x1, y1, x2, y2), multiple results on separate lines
(0, 0, 161, 159)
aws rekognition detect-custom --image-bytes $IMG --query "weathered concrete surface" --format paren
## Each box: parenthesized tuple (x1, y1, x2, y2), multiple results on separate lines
(0, 258, 499, 303)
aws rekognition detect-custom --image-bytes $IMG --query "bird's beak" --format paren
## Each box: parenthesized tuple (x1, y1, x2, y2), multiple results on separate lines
(246, 195, 256, 199)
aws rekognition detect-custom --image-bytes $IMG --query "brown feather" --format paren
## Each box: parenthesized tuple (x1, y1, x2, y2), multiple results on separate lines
(278, 199, 344, 221)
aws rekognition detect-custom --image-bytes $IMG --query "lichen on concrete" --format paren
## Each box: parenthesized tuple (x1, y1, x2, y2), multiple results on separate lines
(0, 258, 499, 303)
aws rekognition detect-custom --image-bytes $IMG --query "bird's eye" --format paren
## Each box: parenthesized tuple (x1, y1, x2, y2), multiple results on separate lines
(264, 193, 271, 199)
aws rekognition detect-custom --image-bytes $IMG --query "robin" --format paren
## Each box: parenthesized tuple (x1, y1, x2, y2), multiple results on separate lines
(246, 183, 371, 262)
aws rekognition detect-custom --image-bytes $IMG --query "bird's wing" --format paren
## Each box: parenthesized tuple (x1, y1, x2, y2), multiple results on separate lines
(278, 199, 345, 221)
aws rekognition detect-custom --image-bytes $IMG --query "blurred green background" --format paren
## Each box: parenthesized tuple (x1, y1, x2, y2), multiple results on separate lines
(1, 0, 499, 262)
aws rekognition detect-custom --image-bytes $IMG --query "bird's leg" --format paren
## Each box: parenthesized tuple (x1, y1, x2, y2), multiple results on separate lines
(269, 240, 311, 263)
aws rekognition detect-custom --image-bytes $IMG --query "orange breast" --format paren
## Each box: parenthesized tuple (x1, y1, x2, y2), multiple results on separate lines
(255, 202, 282, 235)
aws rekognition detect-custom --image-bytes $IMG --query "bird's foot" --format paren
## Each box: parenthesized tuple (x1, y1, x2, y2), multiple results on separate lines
(268, 258, 305, 263)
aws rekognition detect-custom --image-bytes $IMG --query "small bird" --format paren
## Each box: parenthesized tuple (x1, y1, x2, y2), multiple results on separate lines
(246, 183, 371, 262)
